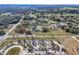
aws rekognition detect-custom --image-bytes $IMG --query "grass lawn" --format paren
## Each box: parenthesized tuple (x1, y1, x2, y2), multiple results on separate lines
(33, 29, 69, 35)
(0, 41, 9, 49)
(6, 47, 21, 55)
(0, 39, 13, 49)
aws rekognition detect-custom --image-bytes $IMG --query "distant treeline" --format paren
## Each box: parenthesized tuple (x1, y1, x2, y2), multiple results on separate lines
(0, 7, 79, 14)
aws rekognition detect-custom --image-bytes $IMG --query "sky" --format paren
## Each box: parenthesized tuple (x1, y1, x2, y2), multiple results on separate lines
(0, 0, 79, 4)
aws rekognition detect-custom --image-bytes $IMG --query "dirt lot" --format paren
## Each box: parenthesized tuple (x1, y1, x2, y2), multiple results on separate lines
(60, 38, 79, 55)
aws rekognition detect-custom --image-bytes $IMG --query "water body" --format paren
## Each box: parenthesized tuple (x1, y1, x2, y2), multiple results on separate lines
(0, 5, 79, 9)
(0, 4, 79, 13)
(0, 4, 79, 8)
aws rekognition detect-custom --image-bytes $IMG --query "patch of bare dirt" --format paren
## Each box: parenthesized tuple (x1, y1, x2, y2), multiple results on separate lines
(61, 38, 79, 55)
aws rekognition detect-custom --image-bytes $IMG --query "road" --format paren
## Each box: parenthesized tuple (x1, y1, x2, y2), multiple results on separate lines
(5, 15, 25, 36)
(0, 15, 25, 41)
(72, 36, 79, 42)
(7, 35, 53, 38)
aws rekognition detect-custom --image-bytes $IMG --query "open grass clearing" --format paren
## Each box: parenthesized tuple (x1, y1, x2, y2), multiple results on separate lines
(6, 47, 21, 55)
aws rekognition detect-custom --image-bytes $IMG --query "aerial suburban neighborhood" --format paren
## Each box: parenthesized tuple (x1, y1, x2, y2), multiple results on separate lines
(0, 5, 79, 55)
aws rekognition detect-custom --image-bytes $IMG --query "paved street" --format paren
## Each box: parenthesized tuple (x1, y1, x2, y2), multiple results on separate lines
(0, 15, 25, 41)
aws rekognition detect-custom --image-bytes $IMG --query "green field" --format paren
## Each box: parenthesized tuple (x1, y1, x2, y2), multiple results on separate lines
(6, 47, 21, 55)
